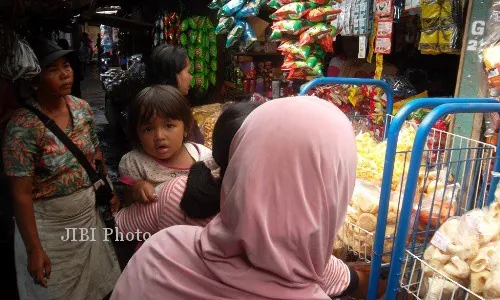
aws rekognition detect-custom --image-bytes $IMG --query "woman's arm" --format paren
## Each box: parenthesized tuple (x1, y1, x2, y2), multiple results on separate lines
(9, 176, 51, 288)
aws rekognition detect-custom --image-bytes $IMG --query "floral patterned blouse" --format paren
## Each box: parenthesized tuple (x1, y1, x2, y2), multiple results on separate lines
(2, 96, 100, 199)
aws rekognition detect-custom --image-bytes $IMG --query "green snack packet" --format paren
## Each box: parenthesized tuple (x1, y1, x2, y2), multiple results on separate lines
(305, 56, 319, 68)
(208, 0, 220, 9)
(211, 60, 218, 71)
(226, 21, 245, 48)
(269, 29, 283, 41)
(190, 61, 195, 74)
(209, 72, 216, 86)
(267, 0, 281, 9)
(192, 16, 201, 29)
(187, 47, 195, 59)
(204, 50, 210, 63)
(203, 77, 209, 90)
(190, 77, 195, 88)
(181, 19, 191, 32)
(188, 30, 197, 45)
(210, 44, 217, 57)
(194, 46, 204, 57)
(180, 33, 188, 46)
(209, 31, 217, 43)
(194, 60, 206, 73)
(215, 17, 235, 34)
(308, 62, 324, 76)
(193, 73, 205, 88)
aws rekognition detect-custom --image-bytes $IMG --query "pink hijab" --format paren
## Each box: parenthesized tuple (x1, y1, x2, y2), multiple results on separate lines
(111, 96, 357, 300)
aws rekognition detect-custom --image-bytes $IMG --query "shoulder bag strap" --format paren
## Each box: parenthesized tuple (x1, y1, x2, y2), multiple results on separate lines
(23, 104, 101, 184)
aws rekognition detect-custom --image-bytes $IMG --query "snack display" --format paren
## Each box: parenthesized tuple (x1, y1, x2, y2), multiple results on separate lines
(210, 0, 266, 49)
(356, 124, 417, 190)
(181, 16, 217, 92)
(268, 0, 342, 79)
(192, 103, 224, 149)
(340, 180, 399, 262)
(153, 12, 181, 46)
(420, 202, 500, 299)
(419, 0, 463, 55)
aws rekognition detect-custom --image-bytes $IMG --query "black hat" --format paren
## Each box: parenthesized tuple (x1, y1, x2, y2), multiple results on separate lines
(29, 38, 74, 68)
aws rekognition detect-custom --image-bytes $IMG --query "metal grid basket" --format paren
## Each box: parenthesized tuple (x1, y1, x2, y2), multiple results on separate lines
(384, 102, 500, 300)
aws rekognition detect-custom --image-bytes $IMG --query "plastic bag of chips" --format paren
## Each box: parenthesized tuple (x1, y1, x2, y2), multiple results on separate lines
(318, 34, 334, 52)
(299, 23, 335, 46)
(188, 30, 197, 44)
(226, 20, 245, 48)
(241, 22, 257, 50)
(187, 47, 195, 59)
(221, 0, 246, 16)
(215, 17, 235, 34)
(211, 60, 218, 71)
(180, 33, 188, 46)
(271, 2, 318, 20)
(210, 44, 217, 57)
(268, 0, 332, 9)
(235, 0, 261, 18)
(208, 0, 231, 9)
(209, 31, 217, 43)
(281, 56, 319, 70)
(306, 6, 341, 22)
(193, 73, 206, 89)
(181, 19, 190, 32)
(194, 60, 206, 74)
(278, 42, 311, 60)
(209, 71, 217, 86)
(270, 20, 311, 40)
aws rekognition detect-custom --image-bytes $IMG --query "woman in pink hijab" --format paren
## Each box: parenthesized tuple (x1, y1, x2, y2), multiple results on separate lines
(111, 96, 363, 299)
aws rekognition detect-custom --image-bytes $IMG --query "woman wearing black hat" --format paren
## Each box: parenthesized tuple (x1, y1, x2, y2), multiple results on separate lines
(2, 38, 121, 300)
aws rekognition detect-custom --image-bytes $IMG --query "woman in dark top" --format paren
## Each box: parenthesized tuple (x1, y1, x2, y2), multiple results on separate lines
(145, 44, 204, 144)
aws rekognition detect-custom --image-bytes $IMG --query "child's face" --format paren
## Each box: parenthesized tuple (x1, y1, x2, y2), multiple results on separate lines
(176, 59, 192, 96)
(137, 114, 186, 161)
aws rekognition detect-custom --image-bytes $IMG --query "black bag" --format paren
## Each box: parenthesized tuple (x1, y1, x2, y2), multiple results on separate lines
(23, 104, 114, 208)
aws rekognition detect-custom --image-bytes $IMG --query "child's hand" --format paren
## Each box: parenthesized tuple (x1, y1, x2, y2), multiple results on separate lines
(132, 180, 157, 204)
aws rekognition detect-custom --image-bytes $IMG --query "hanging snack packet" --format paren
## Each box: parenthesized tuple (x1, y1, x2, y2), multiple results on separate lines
(226, 21, 245, 48)
(241, 22, 257, 50)
(190, 17, 200, 30)
(215, 17, 236, 34)
(221, 0, 246, 16)
(209, 71, 217, 86)
(204, 50, 211, 63)
(287, 68, 307, 80)
(194, 60, 206, 74)
(307, 62, 324, 76)
(194, 46, 205, 57)
(271, 20, 311, 35)
(180, 33, 188, 46)
(281, 56, 318, 70)
(209, 31, 217, 43)
(209, 0, 231, 9)
(188, 30, 197, 44)
(193, 73, 206, 89)
(299, 23, 334, 46)
(279, 43, 311, 60)
(181, 19, 191, 32)
(187, 47, 195, 59)
(318, 34, 334, 52)
(306, 6, 341, 22)
(210, 44, 217, 57)
(235, 0, 262, 18)
(271, 2, 318, 20)
(211, 60, 218, 71)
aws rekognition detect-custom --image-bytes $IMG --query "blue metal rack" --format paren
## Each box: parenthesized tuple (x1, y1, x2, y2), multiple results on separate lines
(383, 102, 500, 300)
